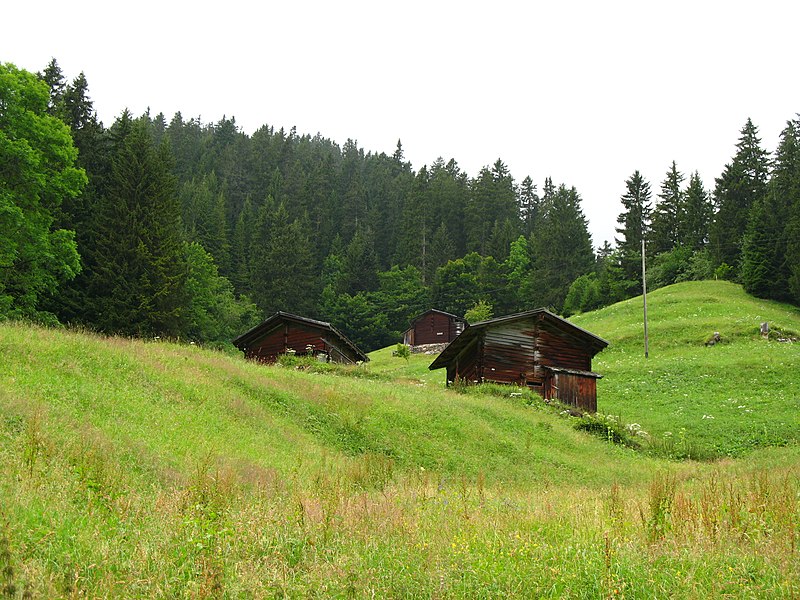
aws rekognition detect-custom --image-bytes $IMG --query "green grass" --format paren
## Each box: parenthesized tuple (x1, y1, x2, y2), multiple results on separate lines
(571, 280, 800, 458)
(0, 280, 798, 597)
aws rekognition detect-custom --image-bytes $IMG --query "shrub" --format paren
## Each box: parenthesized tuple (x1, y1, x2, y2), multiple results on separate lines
(572, 413, 644, 449)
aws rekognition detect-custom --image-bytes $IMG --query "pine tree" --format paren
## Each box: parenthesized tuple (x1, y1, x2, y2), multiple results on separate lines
(527, 184, 595, 311)
(650, 161, 684, 255)
(710, 118, 770, 274)
(465, 159, 518, 255)
(39, 58, 66, 117)
(615, 170, 652, 293)
(682, 172, 713, 250)
(180, 172, 229, 273)
(87, 115, 187, 337)
(743, 119, 799, 300)
(341, 227, 379, 295)
(250, 202, 316, 316)
(518, 175, 540, 237)
(38, 66, 107, 324)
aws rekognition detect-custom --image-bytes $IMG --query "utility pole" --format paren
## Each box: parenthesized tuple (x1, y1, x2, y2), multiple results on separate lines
(642, 238, 649, 359)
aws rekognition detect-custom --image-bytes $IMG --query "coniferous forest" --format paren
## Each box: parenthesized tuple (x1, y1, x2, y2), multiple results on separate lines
(3, 59, 800, 352)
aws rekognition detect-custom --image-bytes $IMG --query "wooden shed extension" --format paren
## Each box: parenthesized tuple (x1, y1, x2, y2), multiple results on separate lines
(428, 309, 608, 412)
(403, 309, 466, 346)
(233, 312, 368, 365)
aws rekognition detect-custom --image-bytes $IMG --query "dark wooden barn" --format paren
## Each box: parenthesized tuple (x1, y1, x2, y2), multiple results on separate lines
(233, 312, 368, 365)
(428, 309, 609, 412)
(403, 309, 467, 347)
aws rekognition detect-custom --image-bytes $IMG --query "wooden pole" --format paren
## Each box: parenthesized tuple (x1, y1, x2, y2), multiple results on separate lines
(642, 238, 649, 359)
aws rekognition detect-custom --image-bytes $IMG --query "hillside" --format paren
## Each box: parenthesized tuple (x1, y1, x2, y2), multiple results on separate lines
(570, 280, 800, 458)
(0, 281, 798, 597)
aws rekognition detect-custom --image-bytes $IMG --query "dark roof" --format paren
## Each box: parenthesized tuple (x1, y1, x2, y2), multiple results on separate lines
(407, 308, 466, 327)
(429, 308, 609, 370)
(232, 311, 369, 362)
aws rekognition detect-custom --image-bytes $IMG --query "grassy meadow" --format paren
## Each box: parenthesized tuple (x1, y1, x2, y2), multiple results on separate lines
(0, 280, 798, 597)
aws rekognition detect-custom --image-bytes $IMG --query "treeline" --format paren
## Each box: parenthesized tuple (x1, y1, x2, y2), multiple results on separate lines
(2, 59, 799, 352)
(590, 117, 800, 318)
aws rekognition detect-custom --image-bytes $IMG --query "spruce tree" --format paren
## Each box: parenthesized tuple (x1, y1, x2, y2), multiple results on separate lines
(87, 114, 187, 337)
(650, 161, 685, 255)
(710, 118, 770, 274)
(615, 170, 652, 294)
(518, 175, 540, 237)
(528, 184, 595, 311)
(250, 202, 316, 316)
(743, 119, 799, 300)
(682, 172, 713, 250)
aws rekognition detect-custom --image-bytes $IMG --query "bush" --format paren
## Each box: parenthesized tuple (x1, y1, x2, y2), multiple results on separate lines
(572, 413, 644, 449)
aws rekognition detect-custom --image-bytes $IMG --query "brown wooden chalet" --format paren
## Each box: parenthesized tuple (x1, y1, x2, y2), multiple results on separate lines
(403, 309, 467, 347)
(429, 309, 609, 412)
(233, 312, 368, 365)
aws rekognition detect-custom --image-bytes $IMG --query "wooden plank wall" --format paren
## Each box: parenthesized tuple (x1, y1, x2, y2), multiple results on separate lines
(246, 323, 327, 363)
(549, 372, 597, 413)
(481, 322, 536, 385)
(415, 312, 463, 345)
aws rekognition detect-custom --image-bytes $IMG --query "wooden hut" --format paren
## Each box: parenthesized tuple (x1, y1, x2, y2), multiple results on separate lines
(428, 309, 608, 412)
(233, 312, 368, 364)
(403, 309, 467, 347)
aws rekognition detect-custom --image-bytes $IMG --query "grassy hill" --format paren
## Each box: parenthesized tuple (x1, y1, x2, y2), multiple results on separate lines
(0, 280, 798, 597)
(571, 280, 800, 458)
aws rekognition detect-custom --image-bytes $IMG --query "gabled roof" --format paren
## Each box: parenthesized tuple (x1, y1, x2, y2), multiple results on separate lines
(429, 308, 609, 370)
(232, 311, 368, 362)
(407, 308, 466, 327)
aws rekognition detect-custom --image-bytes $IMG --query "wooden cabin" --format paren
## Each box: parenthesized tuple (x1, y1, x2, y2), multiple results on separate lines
(403, 309, 467, 347)
(233, 312, 368, 364)
(428, 309, 609, 412)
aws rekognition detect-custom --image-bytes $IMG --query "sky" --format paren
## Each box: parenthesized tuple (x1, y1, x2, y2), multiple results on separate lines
(3, 0, 799, 247)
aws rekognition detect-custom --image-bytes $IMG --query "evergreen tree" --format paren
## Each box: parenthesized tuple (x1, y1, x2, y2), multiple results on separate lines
(527, 184, 595, 311)
(710, 118, 770, 274)
(38, 65, 108, 324)
(38, 58, 66, 116)
(341, 227, 379, 294)
(614, 170, 652, 294)
(250, 202, 316, 316)
(465, 159, 518, 255)
(650, 161, 684, 255)
(180, 172, 230, 273)
(394, 166, 431, 276)
(518, 175, 540, 237)
(426, 222, 456, 284)
(682, 172, 713, 250)
(229, 195, 257, 295)
(87, 114, 187, 337)
(743, 119, 799, 300)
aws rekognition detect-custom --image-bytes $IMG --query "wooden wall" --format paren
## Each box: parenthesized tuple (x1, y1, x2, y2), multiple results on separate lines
(411, 312, 464, 346)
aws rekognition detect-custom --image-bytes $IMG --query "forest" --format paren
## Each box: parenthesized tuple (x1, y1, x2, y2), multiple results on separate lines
(2, 59, 800, 352)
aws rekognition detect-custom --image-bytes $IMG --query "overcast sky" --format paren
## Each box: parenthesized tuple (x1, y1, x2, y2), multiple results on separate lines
(4, 0, 798, 246)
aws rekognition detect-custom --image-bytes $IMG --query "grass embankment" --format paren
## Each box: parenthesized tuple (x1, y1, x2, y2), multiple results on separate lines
(0, 281, 798, 597)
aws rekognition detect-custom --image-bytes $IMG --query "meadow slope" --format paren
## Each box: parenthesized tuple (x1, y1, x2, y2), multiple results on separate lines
(0, 280, 797, 597)
(571, 280, 800, 458)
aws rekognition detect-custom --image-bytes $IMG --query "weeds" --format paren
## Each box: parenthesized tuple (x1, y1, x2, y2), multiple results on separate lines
(22, 412, 43, 478)
(643, 473, 676, 542)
